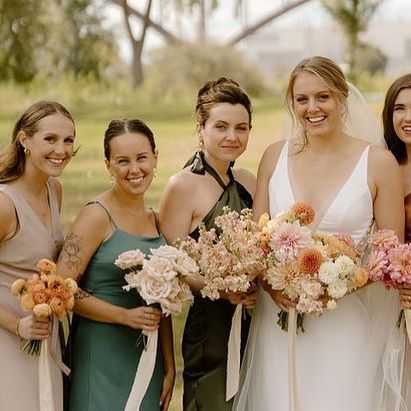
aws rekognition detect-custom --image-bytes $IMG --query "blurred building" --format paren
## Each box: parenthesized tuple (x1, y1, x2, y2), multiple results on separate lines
(240, 19, 411, 78)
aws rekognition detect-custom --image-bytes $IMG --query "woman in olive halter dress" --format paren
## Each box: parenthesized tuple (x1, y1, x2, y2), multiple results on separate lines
(57, 119, 175, 411)
(159, 78, 257, 410)
(0, 101, 76, 411)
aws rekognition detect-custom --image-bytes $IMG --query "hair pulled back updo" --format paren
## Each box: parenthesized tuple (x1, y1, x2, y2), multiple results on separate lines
(104, 118, 156, 160)
(382, 73, 411, 164)
(195, 77, 252, 129)
(0, 100, 75, 183)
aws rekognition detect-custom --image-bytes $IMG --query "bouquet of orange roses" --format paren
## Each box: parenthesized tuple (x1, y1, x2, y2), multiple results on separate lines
(11, 258, 77, 355)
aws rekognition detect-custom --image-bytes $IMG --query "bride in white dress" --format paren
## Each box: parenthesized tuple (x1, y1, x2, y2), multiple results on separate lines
(234, 56, 407, 411)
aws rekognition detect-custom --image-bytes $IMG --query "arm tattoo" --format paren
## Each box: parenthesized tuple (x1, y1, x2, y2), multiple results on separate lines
(60, 232, 84, 275)
(75, 288, 90, 300)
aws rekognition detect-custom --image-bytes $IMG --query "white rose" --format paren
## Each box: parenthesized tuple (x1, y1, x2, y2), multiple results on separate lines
(173, 254, 198, 277)
(138, 270, 174, 306)
(334, 255, 355, 277)
(318, 261, 339, 285)
(115, 249, 145, 270)
(327, 279, 348, 299)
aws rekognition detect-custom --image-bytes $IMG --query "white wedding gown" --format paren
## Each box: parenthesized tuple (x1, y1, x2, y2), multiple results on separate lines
(234, 141, 406, 411)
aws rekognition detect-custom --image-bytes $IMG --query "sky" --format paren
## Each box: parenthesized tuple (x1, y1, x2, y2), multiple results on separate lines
(107, 0, 411, 60)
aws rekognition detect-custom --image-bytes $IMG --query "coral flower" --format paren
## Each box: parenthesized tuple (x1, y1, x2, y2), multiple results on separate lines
(291, 202, 315, 226)
(47, 275, 65, 297)
(326, 235, 357, 260)
(298, 248, 323, 274)
(37, 259, 57, 275)
(49, 297, 66, 319)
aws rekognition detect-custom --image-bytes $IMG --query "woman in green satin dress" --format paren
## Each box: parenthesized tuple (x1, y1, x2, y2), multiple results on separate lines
(57, 119, 175, 411)
(159, 78, 257, 410)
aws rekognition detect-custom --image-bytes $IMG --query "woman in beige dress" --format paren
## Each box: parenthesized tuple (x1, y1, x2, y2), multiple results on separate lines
(0, 101, 76, 411)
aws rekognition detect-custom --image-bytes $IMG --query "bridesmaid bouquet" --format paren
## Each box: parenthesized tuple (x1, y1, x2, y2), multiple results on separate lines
(364, 229, 411, 340)
(259, 203, 368, 331)
(11, 258, 77, 355)
(115, 245, 196, 315)
(177, 207, 266, 400)
(178, 207, 266, 300)
(114, 244, 196, 411)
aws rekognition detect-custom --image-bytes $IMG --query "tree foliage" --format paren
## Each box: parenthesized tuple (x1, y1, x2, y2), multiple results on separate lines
(321, 0, 383, 83)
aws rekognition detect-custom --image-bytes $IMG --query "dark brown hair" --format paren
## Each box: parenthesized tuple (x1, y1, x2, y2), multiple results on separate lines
(0, 101, 75, 183)
(104, 118, 156, 160)
(382, 73, 411, 164)
(195, 77, 252, 129)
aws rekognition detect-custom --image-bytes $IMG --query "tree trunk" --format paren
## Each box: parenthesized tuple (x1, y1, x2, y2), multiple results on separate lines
(122, 0, 152, 88)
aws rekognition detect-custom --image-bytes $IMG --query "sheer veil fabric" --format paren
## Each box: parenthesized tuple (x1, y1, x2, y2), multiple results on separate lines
(234, 83, 407, 411)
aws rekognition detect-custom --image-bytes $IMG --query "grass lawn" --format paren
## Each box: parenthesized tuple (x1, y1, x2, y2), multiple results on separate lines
(0, 93, 384, 410)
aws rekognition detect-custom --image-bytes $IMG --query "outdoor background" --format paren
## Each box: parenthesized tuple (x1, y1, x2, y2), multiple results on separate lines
(0, 1, 410, 409)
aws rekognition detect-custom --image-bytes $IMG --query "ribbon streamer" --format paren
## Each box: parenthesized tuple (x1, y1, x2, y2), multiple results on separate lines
(226, 303, 243, 401)
(124, 329, 158, 411)
(405, 309, 411, 345)
(288, 308, 301, 411)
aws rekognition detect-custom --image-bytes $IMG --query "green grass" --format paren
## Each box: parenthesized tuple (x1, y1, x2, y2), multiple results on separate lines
(0, 85, 385, 410)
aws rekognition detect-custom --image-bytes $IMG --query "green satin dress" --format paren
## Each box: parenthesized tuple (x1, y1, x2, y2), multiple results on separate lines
(182, 152, 253, 411)
(69, 202, 164, 411)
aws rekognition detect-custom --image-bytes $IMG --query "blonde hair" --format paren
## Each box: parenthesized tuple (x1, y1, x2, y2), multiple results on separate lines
(285, 56, 349, 148)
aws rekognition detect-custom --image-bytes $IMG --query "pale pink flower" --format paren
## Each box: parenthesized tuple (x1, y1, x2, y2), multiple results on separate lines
(366, 250, 388, 281)
(368, 229, 399, 252)
(270, 221, 313, 262)
(387, 244, 411, 286)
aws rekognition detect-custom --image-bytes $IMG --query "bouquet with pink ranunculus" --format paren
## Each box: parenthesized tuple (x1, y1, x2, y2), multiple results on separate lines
(365, 229, 411, 287)
(10, 258, 78, 355)
(259, 203, 368, 331)
(178, 207, 266, 300)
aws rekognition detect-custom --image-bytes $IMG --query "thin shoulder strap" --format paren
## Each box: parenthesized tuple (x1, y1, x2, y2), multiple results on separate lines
(86, 201, 118, 229)
(150, 208, 161, 236)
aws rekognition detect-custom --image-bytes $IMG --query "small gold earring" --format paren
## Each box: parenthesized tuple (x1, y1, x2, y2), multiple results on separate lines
(109, 174, 114, 183)
(24, 147, 30, 156)
(153, 168, 157, 178)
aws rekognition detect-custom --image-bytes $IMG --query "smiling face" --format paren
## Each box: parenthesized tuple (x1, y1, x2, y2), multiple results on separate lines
(200, 102, 250, 165)
(292, 71, 344, 138)
(20, 113, 75, 178)
(106, 132, 157, 197)
(393, 87, 411, 145)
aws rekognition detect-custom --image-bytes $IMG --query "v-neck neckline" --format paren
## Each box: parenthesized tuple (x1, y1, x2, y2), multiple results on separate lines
(285, 142, 368, 231)
(10, 181, 55, 239)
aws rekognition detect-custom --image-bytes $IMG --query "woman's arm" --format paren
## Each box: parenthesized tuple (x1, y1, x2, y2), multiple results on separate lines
(370, 146, 405, 239)
(158, 316, 175, 410)
(57, 204, 161, 330)
(159, 174, 206, 294)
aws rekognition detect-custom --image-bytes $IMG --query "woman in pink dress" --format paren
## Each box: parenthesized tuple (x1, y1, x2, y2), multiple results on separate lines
(0, 101, 76, 411)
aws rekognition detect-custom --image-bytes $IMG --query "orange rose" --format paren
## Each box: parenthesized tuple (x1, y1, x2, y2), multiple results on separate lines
(37, 259, 57, 275)
(49, 297, 66, 320)
(47, 275, 65, 297)
(32, 289, 50, 305)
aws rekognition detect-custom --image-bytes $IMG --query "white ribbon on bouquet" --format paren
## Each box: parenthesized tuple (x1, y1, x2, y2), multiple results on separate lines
(38, 316, 70, 411)
(287, 308, 301, 411)
(226, 303, 243, 401)
(124, 329, 158, 411)
(405, 309, 411, 345)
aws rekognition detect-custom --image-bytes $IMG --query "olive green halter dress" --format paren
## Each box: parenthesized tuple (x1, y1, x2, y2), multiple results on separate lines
(69, 202, 164, 411)
(182, 152, 253, 411)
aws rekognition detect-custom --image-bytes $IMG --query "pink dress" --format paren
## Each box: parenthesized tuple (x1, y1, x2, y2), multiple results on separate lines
(0, 179, 64, 411)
